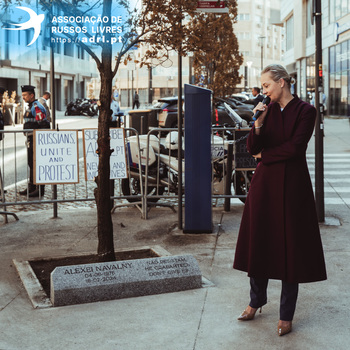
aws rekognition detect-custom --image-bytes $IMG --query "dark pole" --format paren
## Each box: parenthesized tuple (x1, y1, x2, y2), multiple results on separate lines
(148, 66, 153, 104)
(127, 71, 130, 107)
(244, 66, 248, 90)
(224, 143, 233, 212)
(177, 10, 183, 230)
(50, 2, 57, 218)
(313, 0, 325, 222)
(131, 70, 134, 108)
(177, 52, 183, 230)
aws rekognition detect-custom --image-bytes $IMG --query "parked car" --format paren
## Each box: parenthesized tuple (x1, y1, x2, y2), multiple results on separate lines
(157, 96, 254, 128)
(231, 93, 250, 102)
(214, 97, 254, 124)
(226, 97, 255, 110)
(157, 96, 184, 128)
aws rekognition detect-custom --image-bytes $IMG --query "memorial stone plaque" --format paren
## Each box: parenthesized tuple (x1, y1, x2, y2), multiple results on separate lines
(51, 255, 202, 307)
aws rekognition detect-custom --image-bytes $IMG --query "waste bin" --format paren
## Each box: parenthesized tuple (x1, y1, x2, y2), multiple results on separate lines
(128, 109, 158, 134)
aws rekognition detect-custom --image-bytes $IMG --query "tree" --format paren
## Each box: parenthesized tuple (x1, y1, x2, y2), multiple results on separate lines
(2, 0, 243, 261)
(187, 0, 243, 98)
(137, 0, 197, 63)
(36, 0, 148, 262)
(1, 0, 154, 261)
(1, 0, 200, 261)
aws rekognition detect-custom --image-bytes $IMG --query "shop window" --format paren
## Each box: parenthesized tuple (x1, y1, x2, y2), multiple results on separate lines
(340, 71, 348, 116)
(341, 41, 348, 71)
(286, 15, 294, 51)
(306, 0, 314, 38)
(64, 42, 74, 57)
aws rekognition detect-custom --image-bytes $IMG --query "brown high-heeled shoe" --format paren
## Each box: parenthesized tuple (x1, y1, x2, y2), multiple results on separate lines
(237, 306, 262, 321)
(277, 321, 292, 336)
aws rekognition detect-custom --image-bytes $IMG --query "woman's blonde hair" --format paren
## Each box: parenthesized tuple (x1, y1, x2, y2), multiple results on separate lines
(262, 64, 295, 88)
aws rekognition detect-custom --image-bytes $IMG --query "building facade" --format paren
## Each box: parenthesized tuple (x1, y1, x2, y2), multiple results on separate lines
(0, 2, 98, 113)
(281, 0, 350, 117)
(115, 52, 191, 108)
(116, 0, 285, 105)
(234, 0, 284, 91)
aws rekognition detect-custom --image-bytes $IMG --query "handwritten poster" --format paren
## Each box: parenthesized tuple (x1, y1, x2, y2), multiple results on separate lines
(234, 129, 257, 170)
(34, 130, 79, 184)
(83, 128, 127, 180)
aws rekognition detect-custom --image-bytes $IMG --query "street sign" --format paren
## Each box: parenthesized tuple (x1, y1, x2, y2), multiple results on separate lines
(196, 1, 229, 14)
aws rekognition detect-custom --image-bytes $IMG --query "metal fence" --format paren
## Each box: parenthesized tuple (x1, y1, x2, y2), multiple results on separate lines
(0, 126, 255, 223)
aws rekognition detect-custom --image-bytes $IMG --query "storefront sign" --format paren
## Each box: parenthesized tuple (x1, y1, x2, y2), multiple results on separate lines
(196, 1, 229, 13)
(334, 21, 350, 42)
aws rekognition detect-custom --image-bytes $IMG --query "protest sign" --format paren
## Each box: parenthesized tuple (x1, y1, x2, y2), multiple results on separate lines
(34, 130, 79, 184)
(83, 128, 127, 181)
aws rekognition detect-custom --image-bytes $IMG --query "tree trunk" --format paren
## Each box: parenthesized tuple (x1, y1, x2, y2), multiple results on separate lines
(96, 0, 115, 262)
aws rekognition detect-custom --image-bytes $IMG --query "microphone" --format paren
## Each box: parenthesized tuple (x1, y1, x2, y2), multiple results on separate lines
(252, 96, 271, 121)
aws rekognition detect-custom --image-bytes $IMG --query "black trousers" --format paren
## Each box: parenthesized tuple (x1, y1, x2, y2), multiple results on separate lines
(249, 277, 299, 321)
(27, 134, 34, 184)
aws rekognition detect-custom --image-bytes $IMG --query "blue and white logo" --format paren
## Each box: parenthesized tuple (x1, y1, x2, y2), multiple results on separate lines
(5, 7, 45, 46)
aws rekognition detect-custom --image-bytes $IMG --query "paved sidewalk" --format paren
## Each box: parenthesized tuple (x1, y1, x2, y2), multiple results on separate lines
(1, 204, 350, 350)
(1, 117, 350, 350)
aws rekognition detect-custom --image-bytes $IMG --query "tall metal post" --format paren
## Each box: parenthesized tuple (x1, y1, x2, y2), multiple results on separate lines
(313, 0, 325, 222)
(131, 70, 134, 108)
(127, 71, 130, 107)
(176, 4, 184, 230)
(177, 51, 183, 230)
(50, 3, 58, 218)
(148, 66, 153, 104)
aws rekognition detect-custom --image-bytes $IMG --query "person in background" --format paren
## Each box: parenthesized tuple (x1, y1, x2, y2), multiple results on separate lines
(234, 64, 327, 337)
(311, 89, 327, 116)
(38, 91, 51, 123)
(19, 85, 50, 198)
(132, 91, 140, 109)
(110, 93, 123, 127)
(251, 86, 264, 107)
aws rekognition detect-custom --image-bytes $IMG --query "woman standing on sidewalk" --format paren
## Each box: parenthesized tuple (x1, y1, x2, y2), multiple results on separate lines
(233, 64, 327, 336)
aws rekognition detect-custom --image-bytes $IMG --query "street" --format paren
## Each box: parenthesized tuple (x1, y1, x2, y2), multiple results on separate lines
(307, 117, 350, 208)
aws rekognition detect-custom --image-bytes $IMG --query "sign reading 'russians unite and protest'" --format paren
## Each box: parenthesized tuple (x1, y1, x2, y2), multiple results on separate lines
(33, 128, 127, 184)
(83, 128, 127, 180)
(34, 130, 79, 184)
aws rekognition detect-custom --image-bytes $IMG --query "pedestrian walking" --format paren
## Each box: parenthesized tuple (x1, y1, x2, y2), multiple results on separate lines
(233, 64, 327, 336)
(132, 91, 140, 109)
(311, 89, 327, 116)
(19, 85, 50, 198)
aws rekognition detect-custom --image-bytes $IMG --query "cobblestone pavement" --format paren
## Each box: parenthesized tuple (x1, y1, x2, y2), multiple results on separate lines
(1, 157, 182, 214)
(2, 158, 116, 213)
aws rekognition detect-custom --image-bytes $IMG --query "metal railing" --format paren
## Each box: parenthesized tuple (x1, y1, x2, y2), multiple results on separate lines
(0, 128, 144, 221)
(0, 126, 254, 223)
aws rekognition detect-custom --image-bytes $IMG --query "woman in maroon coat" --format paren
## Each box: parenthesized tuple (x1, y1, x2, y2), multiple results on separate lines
(233, 64, 327, 336)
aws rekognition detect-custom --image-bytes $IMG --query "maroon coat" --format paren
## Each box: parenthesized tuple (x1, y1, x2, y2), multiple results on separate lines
(233, 97, 327, 283)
